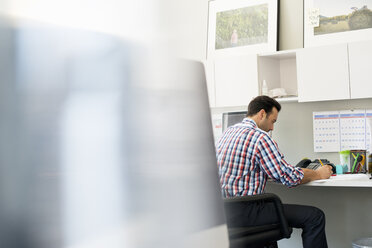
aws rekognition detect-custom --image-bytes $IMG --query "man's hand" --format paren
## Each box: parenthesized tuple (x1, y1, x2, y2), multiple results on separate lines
(300, 165, 333, 184)
(315, 165, 333, 179)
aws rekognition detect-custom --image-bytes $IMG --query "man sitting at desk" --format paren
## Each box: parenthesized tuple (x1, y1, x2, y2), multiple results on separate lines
(216, 96, 333, 248)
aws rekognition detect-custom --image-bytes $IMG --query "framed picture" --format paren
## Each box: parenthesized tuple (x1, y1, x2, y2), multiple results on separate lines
(304, 0, 372, 48)
(207, 0, 278, 59)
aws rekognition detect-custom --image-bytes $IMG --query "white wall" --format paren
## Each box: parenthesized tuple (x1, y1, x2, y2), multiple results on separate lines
(1, 0, 154, 40)
(279, 0, 303, 50)
(0, 0, 211, 61)
(157, 0, 210, 61)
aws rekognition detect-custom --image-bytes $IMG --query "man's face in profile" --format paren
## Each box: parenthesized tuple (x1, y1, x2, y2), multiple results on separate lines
(259, 107, 278, 133)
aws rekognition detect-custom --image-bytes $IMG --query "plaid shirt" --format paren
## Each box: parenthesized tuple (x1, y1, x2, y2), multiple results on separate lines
(216, 118, 304, 198)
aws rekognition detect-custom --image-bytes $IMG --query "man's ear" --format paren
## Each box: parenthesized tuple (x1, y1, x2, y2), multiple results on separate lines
(258, 109, 266, 120)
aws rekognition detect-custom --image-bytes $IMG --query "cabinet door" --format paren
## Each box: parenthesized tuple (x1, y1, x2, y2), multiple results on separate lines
(348, 40, 372, 99)
(297, 44, 350, 102)
(214, 55, 258, 107)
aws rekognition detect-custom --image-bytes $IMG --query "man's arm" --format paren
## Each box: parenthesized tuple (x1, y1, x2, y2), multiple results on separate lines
(300, 165, 333, 184)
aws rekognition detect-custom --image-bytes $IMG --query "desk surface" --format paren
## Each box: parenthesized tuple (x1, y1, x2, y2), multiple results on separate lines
(304, 173, 372, 187)
(268, 174, 372, 187)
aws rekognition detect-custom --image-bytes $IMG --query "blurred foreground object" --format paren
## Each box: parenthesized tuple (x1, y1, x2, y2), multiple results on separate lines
(0, 17, 227, 248)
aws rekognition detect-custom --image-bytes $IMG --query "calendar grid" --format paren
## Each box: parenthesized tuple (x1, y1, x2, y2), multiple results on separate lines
(313, 110, 372, 152)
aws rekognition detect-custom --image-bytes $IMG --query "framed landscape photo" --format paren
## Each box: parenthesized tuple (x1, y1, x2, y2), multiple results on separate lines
(304, 0, 372, 48)
(207, 0, 278, 59)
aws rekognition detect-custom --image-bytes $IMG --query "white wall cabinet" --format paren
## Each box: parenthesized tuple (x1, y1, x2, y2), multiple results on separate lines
(213, 55, 259, 107)
(208, 41, 372, 108)
(258, 50, 298, 99)
(296, 44, 350, 102)
(348, 40, 372, 99)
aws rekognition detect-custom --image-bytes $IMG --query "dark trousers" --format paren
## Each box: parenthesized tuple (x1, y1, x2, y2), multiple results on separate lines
(225, 202, 328, 248)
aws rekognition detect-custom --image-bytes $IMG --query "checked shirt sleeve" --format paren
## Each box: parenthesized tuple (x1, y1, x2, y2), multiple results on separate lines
(257, 134, 304, 187)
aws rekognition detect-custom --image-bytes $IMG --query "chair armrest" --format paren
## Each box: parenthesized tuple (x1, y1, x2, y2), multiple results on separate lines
(224, 193, 291, 238)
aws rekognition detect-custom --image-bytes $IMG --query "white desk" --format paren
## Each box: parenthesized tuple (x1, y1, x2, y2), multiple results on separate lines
(304, 173, 372, 187)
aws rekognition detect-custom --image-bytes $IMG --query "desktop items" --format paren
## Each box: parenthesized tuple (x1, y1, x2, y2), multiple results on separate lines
(295, 158, 336, 173)
(336, 165, 344, 175)
(350, 150, 367, 173)
(296, 152, 369, 175)
(339, 150, 369, 173)
(339, 150, 351, 171)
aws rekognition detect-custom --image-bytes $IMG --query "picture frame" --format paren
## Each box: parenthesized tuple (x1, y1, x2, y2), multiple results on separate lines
(304, 0, 372, 48)
(207, 0, 278, 59)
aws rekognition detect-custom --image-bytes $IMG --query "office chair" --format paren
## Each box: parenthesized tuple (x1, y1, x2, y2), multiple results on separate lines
(223, 193, 292, 248)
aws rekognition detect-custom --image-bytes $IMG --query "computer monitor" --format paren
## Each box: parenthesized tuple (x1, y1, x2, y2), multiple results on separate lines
(222, 111, 248, 131)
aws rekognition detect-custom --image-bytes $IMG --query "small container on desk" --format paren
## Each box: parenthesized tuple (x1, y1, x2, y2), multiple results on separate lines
(350, 150, 367, 173)
(339, 150, 350, 172)
(368, 153, 372, 174)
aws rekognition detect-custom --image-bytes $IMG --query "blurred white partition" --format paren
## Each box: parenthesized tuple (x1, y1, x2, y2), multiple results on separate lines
(0, 18, 228, 248)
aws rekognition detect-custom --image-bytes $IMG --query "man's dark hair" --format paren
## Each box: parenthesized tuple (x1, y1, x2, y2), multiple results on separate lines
(247, 96, 281, 117)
